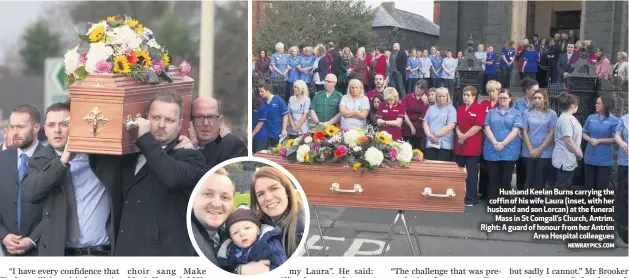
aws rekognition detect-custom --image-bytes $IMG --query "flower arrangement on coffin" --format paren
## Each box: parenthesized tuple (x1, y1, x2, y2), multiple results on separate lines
(64, 14, 191, 86)
(269, 124, 424, 173)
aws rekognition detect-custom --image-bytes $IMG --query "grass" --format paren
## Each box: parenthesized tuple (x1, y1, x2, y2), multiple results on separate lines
(234, 191, 303, 209)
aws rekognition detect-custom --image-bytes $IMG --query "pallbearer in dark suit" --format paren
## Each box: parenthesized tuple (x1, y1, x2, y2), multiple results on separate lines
(22, 102, 123, 256)
(114, 90, 206, 256)
(0, 105, 44, 256)
(188, 97, 247, 170)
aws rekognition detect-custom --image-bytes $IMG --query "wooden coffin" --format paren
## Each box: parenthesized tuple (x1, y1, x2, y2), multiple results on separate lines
(67, 74, 194, 155)
(255, 153, 467, 213)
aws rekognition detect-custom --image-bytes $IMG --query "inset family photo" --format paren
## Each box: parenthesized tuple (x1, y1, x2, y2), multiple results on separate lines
(187, 158, 309, 275)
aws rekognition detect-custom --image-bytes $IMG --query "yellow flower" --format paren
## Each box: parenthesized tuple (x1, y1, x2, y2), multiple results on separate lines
(88, 25, 105, 42)
(276, 143, 282, 151)
(126, 19, 139, 28)
(163, 53, 170, 67)
(286, 139, 295, 147)
(113, 56, 131, 74)
(135, 50, 152, 67)
(376, 131, 392, 144)
(324, 125, 340, 136)
(413, 149, 424, 160)
(352, 163, 361, 171)
(135, 24, 144, 35)
(304, 152, 311, 163)
(107, 16, 117, 21)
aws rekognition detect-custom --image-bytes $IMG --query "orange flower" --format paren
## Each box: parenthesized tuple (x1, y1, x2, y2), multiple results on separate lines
(313, 131, 325, 142)
(124, 50, 138, 65)
(358, 136, 369, 143)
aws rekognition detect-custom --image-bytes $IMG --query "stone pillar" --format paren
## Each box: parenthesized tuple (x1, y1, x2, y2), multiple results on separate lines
(438, 1, 459, 51)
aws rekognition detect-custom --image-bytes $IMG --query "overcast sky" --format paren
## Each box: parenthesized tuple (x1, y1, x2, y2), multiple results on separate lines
(365, 0, 434, 22)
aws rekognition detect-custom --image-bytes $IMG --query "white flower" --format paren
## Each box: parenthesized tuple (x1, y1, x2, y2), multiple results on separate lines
(343, 129, 360, 147)
(304, 136, 313, 144)
(64, 47, 80, 74)
(112, 25, 141, 50)
(294, 137, 301, 145)
(397, 142, 414, 163)
(296, 145, 311, 163)
(352, 146, 362, 152)
(364, 147, 384, 167)
(85, 43, 114, 73)
(328, 133, 342, 144)
(147, 39, 160, 49)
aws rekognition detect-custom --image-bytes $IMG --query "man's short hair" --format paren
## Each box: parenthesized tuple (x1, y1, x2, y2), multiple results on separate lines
(45, 102, 71, 121)
(12, 104, 41, 124)
(148, 90, 184, 119)
(257, 79, 273, 93)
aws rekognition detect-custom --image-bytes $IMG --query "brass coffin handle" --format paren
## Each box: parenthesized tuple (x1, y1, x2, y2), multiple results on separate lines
(422, 187, 455, 198)
(125, 114, 143, 131)
(329, 183, 363, 194)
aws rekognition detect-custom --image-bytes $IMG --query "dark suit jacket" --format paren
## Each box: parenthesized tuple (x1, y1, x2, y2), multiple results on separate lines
(114, 133, 206, 256)
(0, 144, 44, 256)
(557, 53, 579, 78)
(190, 214, 218, 264)
(329, 49, 341, 76)
(21, 145, 123, 256)
(394, 50, 408, 78)
(200, 134, 247, 171)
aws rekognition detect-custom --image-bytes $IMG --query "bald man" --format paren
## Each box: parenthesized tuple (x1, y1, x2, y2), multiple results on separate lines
(2, 126, 12, 150)
(189, 97, 247, 169)
(389, 42, 408, 98)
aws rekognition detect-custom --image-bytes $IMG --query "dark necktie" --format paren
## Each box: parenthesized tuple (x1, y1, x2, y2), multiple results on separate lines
(17, 153, 28, 234)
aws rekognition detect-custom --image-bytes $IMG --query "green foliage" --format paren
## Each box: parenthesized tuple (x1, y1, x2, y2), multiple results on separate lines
(254, 1, 375, 53)
(19, 19, 62, 76)
(151, 12, 199, 66)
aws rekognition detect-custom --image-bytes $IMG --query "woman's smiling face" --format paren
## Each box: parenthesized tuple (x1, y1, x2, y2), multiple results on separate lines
(254, 177, 289, 218)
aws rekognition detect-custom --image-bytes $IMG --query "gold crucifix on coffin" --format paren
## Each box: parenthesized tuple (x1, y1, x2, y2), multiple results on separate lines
(83, 107, 108, 136)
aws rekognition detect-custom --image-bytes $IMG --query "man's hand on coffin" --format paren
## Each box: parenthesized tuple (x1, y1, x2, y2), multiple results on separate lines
(60, 137, 76, 165)
(188, 125, 198, 149)
(174, 135, 194, 150)
(136, 118, 150, 137)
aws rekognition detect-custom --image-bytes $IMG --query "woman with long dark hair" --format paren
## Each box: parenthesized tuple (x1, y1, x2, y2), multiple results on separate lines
(522, 90, 557, 189)
(552, 93, 583, 188)
(582, 95, 618, 190)
(537, 38, 549, 87)
(255, 50, 271, 76)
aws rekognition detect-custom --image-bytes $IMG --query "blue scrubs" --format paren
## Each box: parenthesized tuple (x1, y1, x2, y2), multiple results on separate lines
(617, 114, 629, 166)
(265, 96, 288, 139)
(271, 53, 289, 79)
(521, 109, 557, 158)
(483, 107, 523, 161)
(583, 114, 619, 166)
(299, 55, 316, 84)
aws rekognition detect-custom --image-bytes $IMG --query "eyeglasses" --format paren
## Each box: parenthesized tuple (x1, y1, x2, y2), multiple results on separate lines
(325, 80, 336, 83)
(498, 97, 510, 100)
(192, 115, 220, 124)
